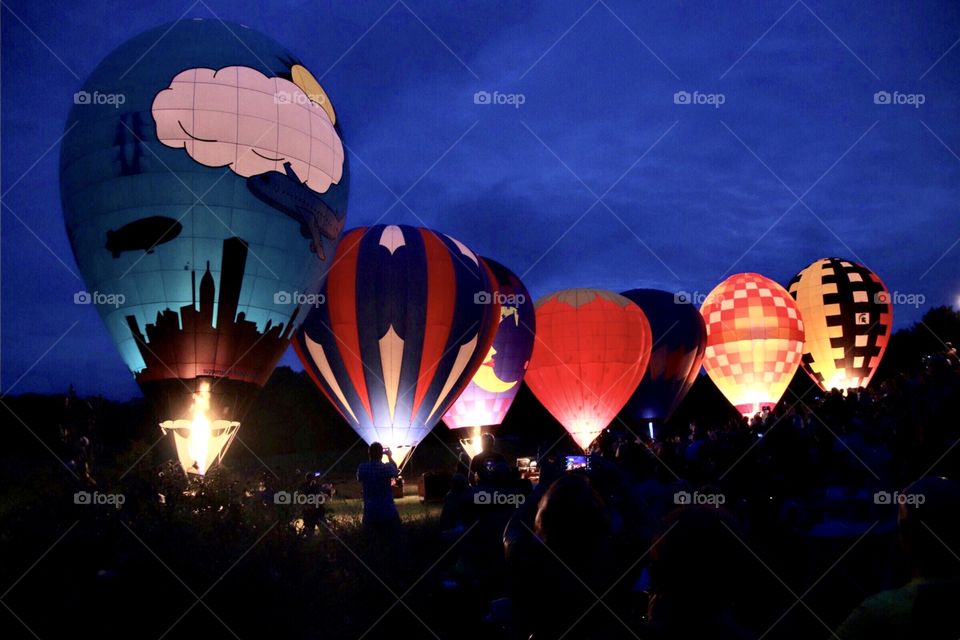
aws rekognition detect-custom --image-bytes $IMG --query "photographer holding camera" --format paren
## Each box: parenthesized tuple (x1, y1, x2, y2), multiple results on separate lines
(356, 442, 400, 535)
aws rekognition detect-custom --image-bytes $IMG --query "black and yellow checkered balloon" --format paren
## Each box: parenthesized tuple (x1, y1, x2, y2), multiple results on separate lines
(787, 258, 892, 392)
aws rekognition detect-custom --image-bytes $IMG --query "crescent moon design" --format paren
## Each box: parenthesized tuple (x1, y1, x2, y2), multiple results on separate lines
(472, 346, 518, 393)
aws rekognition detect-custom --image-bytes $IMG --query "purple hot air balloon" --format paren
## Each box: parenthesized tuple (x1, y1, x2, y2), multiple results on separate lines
(442, 258, 535, 454)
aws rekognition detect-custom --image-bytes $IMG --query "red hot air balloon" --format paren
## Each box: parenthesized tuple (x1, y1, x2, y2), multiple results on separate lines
(525, 289, 652, 451)
(700, 273, 805, 416)
(293, 225, 500, 468)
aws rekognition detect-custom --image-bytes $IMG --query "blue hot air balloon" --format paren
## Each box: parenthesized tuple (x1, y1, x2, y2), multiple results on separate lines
(60, 20, 349, 473)
(620, 289, 707, 424)
(293, 225, 500, 467)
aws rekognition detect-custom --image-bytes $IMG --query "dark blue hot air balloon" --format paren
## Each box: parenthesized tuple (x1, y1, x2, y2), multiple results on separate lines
(620, 289, 707, 423)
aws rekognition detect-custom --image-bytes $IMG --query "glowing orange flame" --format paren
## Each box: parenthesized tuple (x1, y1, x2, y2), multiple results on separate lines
(460, 428, 484, 459)
(160, 381, 239, 476)
(187, 382, 212, 475)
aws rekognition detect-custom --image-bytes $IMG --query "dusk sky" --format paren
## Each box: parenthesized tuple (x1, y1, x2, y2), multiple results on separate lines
(3, 0, 959, 399)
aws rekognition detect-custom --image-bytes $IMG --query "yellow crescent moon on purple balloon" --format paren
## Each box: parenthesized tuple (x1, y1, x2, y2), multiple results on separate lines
(472, 346, 518, 393)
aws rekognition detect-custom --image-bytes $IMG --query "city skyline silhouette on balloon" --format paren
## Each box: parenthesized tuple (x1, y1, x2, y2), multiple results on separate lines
(60, 20, 349, 474)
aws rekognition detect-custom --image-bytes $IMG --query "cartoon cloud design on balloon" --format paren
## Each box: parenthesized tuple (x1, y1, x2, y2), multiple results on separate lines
(151, 65, 345, 259)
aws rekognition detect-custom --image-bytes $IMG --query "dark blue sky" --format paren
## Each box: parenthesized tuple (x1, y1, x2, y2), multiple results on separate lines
(3, 0, 959, 399)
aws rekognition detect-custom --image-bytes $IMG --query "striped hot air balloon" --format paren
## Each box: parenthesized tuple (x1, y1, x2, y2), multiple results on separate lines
(787, 258, 892, 391)
(525, 288, 652, 451)
(293, 225, 500, 467)
(620, 289, 707, 423)
(442, 258, 535, 456)
(700, 273, 805, 416)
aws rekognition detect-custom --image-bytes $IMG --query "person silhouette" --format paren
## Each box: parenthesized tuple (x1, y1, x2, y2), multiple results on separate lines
(837, 477, 960, 639)
(356, 442, 400, 534)
(469, 433, 506, 486)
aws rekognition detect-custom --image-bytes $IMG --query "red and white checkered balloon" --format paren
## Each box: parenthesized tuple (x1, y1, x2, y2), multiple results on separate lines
(700, 273, 805, 416)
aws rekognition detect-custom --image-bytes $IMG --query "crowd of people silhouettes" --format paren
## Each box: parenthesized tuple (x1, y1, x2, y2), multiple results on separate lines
(352, 348, 960, 639)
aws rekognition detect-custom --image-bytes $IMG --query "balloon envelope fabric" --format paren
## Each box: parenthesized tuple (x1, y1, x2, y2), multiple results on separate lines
(620, 289, 706, 422)
(294, 225, 500, 454)
(442, 258, 536, 430)
(787, 258, 893, 391)
(525, 288, 651, 451)
(700, 273, 805, 416)
(59, 20, 348, 438)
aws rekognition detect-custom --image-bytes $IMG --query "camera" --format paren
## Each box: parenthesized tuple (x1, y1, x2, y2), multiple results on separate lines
(564, 455, 589, 472)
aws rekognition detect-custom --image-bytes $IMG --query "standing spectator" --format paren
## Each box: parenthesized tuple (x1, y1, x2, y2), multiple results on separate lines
(356, 442, 400, 534)
(298, 472, 325, 537)
(469, 433, 506, 486)
(646, 506, 754, 639)
(836, 477, 960, 639)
